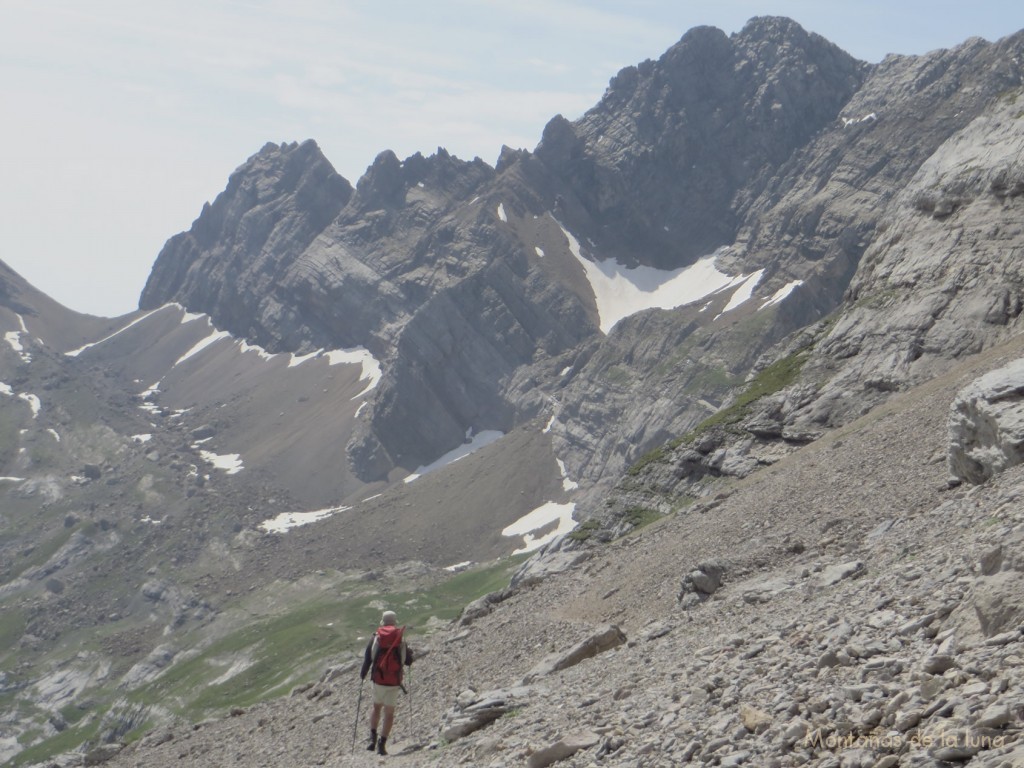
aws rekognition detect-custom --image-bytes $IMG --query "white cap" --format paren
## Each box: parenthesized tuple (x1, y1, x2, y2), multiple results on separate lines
(381, 610, 397, 626)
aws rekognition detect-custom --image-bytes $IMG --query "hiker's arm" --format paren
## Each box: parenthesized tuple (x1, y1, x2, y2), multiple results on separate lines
(360, 640, 373, 680)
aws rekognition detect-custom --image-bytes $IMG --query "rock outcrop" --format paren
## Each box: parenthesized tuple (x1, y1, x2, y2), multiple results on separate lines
(949, 359, 1024, 484)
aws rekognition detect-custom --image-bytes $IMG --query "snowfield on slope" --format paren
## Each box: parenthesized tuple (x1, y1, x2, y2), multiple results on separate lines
(557, 220, 766, 333)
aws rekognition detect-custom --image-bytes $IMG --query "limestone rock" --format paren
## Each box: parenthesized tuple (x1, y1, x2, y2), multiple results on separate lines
(949, 358, 1024, 483)
(679, 560, 728, 607)
(527, 730, 600, 768)
(523, 625, 627, 682)
(972, 571, 1024, 638)
(440, 687, 531, 742)
(816, 560, 866, 588)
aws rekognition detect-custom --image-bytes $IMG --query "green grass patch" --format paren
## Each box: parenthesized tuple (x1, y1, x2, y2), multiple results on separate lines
(59, 702, 91, 727)
(626, 437, 683, 477)
(0, 605, 27, 658)
(684, 350, 811, 440)
(128, 557, 527, 721)
(8, 716, 103, 767)
(566, 519, 602, 543)
(602, 365, 633, 385)
(686, 365, 739, 395)
(621, 507, 660, 531)
(9, 528, 75, 581)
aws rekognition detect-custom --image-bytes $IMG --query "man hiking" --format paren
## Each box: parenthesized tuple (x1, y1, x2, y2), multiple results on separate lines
(360, 610, 413, 755)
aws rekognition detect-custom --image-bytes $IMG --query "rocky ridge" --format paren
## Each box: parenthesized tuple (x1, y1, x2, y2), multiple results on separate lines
(132, 16, 989, 496)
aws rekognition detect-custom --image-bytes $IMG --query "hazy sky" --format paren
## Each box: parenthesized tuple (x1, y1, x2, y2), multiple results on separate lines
(4, 1, 1023, 317)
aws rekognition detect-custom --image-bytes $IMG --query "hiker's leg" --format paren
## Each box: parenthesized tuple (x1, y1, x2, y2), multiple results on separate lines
(381, 705, 395, 737)
(369, 702, 383, 730)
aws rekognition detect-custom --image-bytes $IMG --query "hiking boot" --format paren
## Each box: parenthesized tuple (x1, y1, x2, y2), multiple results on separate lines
(377, 736, 388, 755)
(366, 730, 377, 751)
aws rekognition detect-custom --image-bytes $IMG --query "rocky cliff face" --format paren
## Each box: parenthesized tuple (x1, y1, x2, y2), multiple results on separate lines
(135, 18, 875, 486)
(536, 17, 867, 269)
(537, 27, 1024, 509)
(138, 20, 1024, 500)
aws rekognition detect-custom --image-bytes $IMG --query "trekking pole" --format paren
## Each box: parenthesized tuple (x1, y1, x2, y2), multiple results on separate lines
(350, 677, 365, 753)
(407, 665, 413, 722)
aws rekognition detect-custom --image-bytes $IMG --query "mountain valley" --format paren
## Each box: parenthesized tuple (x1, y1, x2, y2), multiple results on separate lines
(2, 15, 1024, 768)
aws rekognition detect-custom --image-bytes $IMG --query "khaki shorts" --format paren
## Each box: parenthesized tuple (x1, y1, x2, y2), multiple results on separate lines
(372, 683, 401, 708)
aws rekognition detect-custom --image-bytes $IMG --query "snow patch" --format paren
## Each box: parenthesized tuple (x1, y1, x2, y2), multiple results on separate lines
(132, 434, 153, 443)
(238, 340, 277, 361)
(714, 269, 765, 319)
(444, 561, 473, 572)
(497, 203, 508, 222)
(759, 280, 804, 310)
(403, 430, 504, 484)
(842, 112, 877, 127)
(4, 331, 28, 360)
(535, 246, 545, 257)
(502, 502, 577, 554)
(288, 349, 323, 367)
(198, 449, 243, 475)
(556, 458, 578, 491)
(0, 382, 12, 396)
(258, 505, 351, 533)
(324, 349, 383, 398)
(66, 306, 169, 356)
(175, 329, 233, 366)
(286, 348, 382, 396)
(4, 314, 33, 361)
(0, 476, 25, 482)
(47, 428, 60, 442)
(17, 393, 41, 418)
(557, 221, 754, 333)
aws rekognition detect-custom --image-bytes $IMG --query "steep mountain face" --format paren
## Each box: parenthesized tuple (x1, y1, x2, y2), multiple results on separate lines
(535, 17, 867, 268)
(594, 34, 1024, 531)
(136, 18, 874, 488)
(134, 19, 1024, 506)
(535, 26, 1024, 505)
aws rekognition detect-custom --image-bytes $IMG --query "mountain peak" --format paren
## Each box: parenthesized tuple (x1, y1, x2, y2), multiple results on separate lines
(138, 138, 352, 317)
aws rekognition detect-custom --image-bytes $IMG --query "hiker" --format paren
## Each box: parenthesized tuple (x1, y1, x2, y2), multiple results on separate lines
(360, 610, 413, 755)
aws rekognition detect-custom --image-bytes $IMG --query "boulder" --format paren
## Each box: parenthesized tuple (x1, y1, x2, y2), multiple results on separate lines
(678, 559, 728, 607)
(816, 560, 865, 588)
(527, 730, 600, 768)
(948, 358, 1024, 483)
(440, 686, 532, 742)
(523, 625, 627, 682)
(972, 571, 1024, 638)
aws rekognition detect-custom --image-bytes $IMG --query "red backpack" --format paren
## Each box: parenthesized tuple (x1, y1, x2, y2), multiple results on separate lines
(372, 625, 405, 686)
